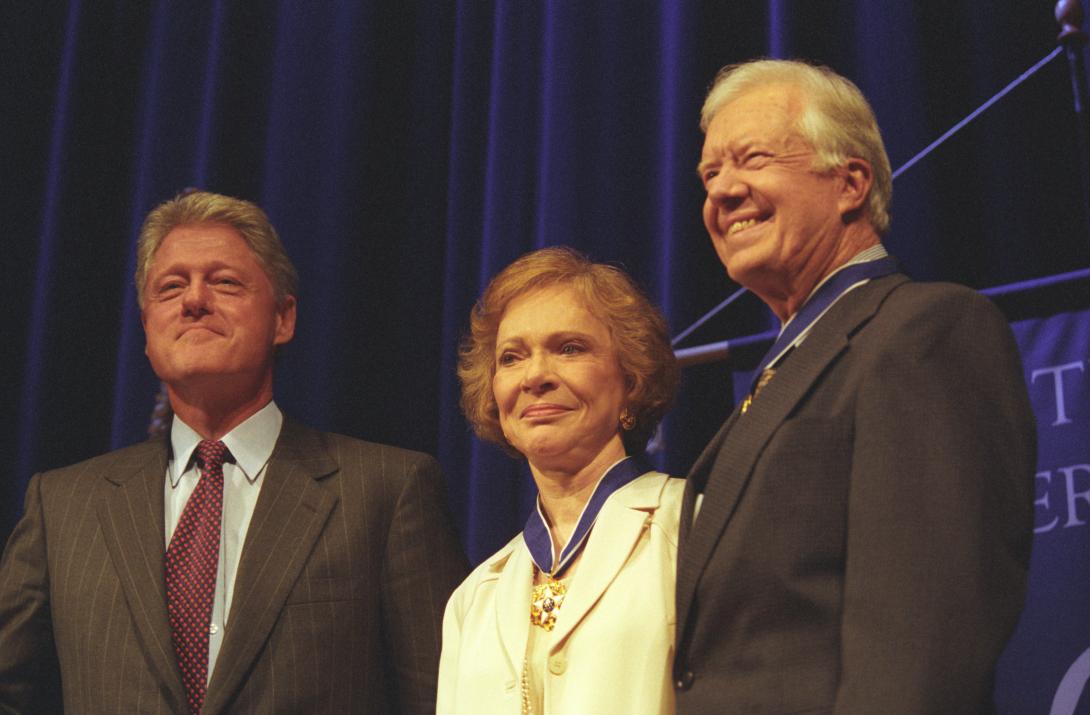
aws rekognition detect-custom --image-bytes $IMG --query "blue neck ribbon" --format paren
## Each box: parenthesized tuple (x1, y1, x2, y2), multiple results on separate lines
(523, 456, 646, 578)
(753, 256, 899, 382)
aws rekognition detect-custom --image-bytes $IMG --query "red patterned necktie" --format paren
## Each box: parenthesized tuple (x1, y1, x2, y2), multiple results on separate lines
(165, 439, 229, 714)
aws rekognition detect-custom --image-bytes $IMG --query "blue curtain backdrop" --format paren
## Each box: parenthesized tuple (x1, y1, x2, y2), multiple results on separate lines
(5, 0, 1087, 558)
(4, 3, 1090, 704)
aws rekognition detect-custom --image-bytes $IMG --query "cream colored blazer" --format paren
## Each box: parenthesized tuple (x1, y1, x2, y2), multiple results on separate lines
(438, 471, 684, 714)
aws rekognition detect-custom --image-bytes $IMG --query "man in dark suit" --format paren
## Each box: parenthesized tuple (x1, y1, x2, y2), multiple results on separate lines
(675, 59, 1036, 713)
(0, 190, 467, 714)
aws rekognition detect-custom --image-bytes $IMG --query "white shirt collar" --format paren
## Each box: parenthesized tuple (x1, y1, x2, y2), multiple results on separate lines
(780, 243, 889, 332)
(168, 400, 283, 487)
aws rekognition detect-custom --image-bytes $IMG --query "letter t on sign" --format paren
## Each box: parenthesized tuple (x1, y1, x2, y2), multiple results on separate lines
(1031, 361, 1085, 426)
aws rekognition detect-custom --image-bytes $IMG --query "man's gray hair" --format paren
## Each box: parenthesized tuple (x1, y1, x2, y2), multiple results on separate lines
(134, 190, 298, 308)
(701, 59, 892, 235)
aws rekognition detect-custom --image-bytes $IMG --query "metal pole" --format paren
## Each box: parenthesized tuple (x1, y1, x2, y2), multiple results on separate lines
(1057, 0, 1090, 250)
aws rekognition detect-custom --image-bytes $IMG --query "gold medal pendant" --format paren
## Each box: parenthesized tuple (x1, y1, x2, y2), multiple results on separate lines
(740, 366, 776, 414)
(529, 577, 567, 631)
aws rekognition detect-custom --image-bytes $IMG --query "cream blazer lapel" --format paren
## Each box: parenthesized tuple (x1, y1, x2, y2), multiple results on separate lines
(96, 438, 188, 712)
(440, 471, 679, 714)
(493, 543, 534, 680)
(491, 472, 671, 672)
(548, 472, 668, 646)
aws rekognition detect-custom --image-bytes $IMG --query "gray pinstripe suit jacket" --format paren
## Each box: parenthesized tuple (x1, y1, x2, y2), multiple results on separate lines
(0, 417, 468, 714)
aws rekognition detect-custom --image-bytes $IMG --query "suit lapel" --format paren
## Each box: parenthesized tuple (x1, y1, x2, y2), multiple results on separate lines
(97, 439, 188, 712)
(679, 410, 739, 545)
(548, 473, 665, 646)
(676, 275, 908, 632)
(493, 543, 533, 677)
(203, 418, 340, 715)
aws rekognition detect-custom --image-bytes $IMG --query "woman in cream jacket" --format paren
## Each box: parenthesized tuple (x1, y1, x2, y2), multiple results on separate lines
(439, 247, 682, 714)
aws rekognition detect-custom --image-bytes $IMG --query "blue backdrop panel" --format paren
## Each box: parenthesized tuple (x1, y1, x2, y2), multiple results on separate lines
(999, 308, 1090, 714)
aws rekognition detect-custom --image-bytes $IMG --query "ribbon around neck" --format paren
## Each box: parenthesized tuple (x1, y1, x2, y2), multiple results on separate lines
(523, 457, 646, 578)
(752, 256, 899, 384)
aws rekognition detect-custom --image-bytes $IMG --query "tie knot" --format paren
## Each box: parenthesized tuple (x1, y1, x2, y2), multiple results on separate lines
(196, 440, 230, 471)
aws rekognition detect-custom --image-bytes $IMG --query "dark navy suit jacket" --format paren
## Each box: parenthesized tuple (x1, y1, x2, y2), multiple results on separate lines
(675, 274, 1036, 714)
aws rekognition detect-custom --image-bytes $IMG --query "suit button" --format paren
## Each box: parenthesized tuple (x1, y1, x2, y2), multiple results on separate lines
(675, 670, 694, 690)
(548, 654, 567, 675)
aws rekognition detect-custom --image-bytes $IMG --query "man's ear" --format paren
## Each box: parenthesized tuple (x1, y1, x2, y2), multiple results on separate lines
(274, 295, 297, 346)
(838, 157, 873, 219)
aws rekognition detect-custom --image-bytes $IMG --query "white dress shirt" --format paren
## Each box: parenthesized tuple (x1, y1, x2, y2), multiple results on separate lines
(165, 400, 282, 681)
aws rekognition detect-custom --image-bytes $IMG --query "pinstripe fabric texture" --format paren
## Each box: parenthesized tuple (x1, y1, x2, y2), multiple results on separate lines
(0, 417, 468, 714)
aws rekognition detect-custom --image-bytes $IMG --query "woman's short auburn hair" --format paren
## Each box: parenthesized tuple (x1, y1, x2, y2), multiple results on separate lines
(458, 246, 679, 455)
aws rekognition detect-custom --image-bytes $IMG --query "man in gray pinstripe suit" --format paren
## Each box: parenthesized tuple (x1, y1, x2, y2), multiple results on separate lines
(0, 190, 467, 714)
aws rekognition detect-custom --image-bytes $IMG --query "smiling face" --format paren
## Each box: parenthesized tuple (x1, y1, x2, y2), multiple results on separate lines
(141, 222, 296, 401)
(699, 83, 863, 318)
(492, 284, 628, 475)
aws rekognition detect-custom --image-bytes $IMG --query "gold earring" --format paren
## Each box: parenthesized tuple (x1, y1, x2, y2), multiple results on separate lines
(620, 409, 635, 431)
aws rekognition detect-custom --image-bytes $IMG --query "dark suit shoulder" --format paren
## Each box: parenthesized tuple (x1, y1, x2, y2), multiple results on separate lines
(274, 424, 466, 712)
(316, 430, 441, 471)
(277, 417, 431, 462)
(853, 277, 1013, 350)
(283, 424, 442, 492)
(273, 421, 449, 527)
(879, 278, 1005, 322)
(33, 438, 166, 497)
